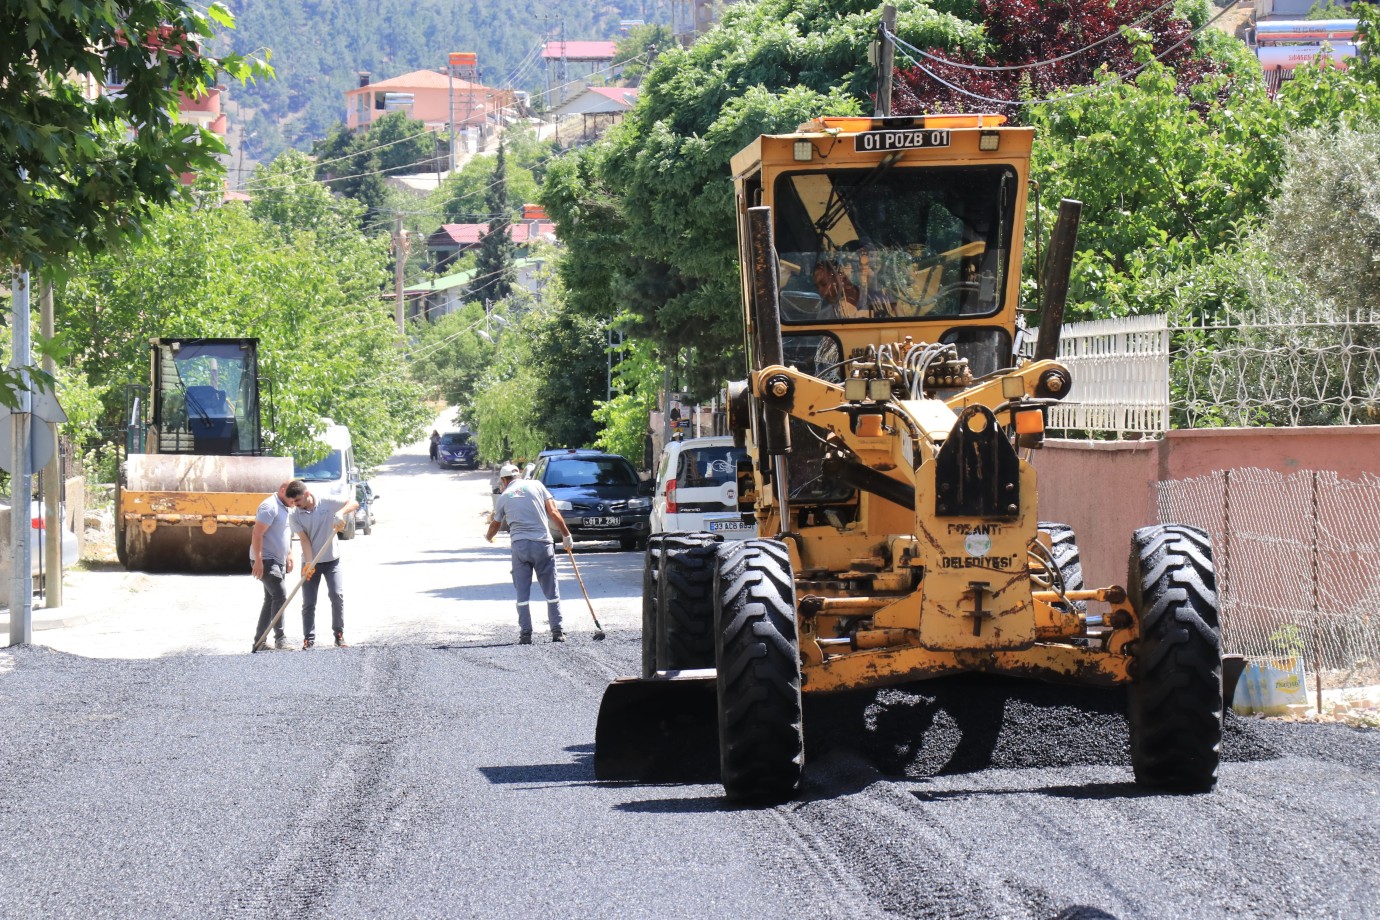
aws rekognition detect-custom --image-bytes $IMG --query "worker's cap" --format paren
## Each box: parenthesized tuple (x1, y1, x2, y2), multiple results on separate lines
(498, 463, 521, 479)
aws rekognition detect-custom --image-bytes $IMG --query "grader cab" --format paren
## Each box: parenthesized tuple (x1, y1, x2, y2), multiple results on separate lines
(115, 338, 292, 572)
(595, 115, 1222, 802)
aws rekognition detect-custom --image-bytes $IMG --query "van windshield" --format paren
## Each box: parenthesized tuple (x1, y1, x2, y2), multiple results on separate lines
(676, 446, 745, 487)
(295, 449, 344, 482)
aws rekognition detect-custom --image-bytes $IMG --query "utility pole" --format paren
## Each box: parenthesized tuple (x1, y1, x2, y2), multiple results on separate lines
(874, 4, 897, 118)
(559, 20, 568, 105)
(393, 214, 407, 340)
(448, 60, 456, 171)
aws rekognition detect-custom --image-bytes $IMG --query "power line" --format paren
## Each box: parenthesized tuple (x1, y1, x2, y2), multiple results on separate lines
(886, 0, 1178, 74)
(889, 0, 1238, 109)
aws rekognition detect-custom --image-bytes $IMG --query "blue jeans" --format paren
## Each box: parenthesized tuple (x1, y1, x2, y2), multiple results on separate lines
(254, 559, 288, 647)
(511, 539, 562, 636)
(301, 558, 345, 640)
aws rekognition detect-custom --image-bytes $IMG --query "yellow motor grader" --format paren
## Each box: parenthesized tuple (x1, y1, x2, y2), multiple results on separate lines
(115, 338, 292, 572)
(595, 114, 1222, 802)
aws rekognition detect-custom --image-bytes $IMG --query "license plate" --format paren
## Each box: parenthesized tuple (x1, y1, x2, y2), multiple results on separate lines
(584, 516, 621, 527)
(708, 519, 750, 532)
(854, 129, 951, 152)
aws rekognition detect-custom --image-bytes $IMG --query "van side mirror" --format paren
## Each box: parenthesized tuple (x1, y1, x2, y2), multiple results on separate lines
(348, 468, 360, 483)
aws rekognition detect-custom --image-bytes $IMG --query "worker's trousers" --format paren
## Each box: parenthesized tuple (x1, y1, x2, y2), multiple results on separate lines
(301, 558, 345, 639)
(510, 539, 562, 636)
(254, 559, 289, 646)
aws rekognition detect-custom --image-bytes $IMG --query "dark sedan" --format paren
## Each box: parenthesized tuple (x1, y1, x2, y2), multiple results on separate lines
(437, 431, 479, 470)
(528, 449, 651, 551)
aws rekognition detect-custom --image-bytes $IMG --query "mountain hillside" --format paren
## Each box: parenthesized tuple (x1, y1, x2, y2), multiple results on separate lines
(218, 0, 653, 160)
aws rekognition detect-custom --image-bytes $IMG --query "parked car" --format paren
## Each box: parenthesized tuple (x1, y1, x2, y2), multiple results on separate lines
(437, 431, 479, 470)
(1, 499, 80, 578)
(353, 481, 377, 536)
(650, 436, 756, 539)
(528, 448, 652, 551)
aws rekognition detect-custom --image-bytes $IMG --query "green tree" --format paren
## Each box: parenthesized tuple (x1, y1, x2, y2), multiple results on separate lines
(593, 335, 662, 464)
(613, 23, 674, 84)
(432, 152, 541, 225)
(56, 190, 431, 470)
(407, 303, 498, 423)
(542, 0, 975, 396)
(473, 142, 515, 303)
(249, 151, 366, 235)
(312, 112, 436, 227)
(1, 0, 265, 271)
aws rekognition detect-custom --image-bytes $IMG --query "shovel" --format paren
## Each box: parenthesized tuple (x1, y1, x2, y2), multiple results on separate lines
(562, 544, 606, 640)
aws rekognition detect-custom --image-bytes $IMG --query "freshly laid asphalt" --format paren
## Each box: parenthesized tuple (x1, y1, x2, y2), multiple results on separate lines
(0, 428, 1376, 919)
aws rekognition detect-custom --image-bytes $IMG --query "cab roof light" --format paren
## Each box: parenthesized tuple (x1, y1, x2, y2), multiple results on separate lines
(805, 114, 1009, 134)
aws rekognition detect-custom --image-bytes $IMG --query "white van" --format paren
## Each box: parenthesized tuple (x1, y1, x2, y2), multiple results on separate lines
(650, 436, 756, 540)
(292, 421, 361, 539)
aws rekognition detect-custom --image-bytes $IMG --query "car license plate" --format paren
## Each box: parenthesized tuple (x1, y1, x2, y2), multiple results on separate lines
(585, 516, 621, 527)
(854, 129, 951, 152)
(708, 519, 750, 532)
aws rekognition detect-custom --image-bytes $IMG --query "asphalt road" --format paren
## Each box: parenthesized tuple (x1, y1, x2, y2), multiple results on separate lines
(0, 431, 1377, 919)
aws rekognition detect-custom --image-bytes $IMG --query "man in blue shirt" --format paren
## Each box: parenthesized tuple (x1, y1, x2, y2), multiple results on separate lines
(485, 463, 574, 644)
(250, 479, 307, 652)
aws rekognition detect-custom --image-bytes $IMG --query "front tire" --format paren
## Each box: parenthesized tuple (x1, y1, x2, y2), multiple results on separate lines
(714, 539, 803, 803)
(1128, 524, 1222, 792)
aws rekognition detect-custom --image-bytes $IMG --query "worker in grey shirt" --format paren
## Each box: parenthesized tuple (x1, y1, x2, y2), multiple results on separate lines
(291, 488, 359, 648)
(485, 463, 574, 644)
(250, 479, 307, 652)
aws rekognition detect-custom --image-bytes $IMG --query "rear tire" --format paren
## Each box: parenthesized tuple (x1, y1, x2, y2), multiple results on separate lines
(362, 515, 372, 536)
(1038, 521, 1084, 610)
(641, 542, 660, 678)
(658, 532, 719, 671)
(1128, 524, 1222, 792)
(619, 537, 637, 551)
(714, 539, 803, 803)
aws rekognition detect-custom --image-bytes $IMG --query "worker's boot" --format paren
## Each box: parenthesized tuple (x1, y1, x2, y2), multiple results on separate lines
(551, 631, 566, 643)
(274, 635, 287, 650)
(518, 632, 532, 645)
(334, 630, 348, 648)
(303, 637, 315, 649)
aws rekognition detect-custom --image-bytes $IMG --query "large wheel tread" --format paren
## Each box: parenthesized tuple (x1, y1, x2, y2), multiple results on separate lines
(714, 539, 803, 803)
(1129, 524, 1223, 792)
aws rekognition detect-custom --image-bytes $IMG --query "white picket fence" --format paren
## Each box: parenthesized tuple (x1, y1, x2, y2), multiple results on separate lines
(1019, 314, 1170, 437)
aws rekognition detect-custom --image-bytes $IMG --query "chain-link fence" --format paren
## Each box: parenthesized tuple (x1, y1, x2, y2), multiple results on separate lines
(1159, 468, 1380, 688)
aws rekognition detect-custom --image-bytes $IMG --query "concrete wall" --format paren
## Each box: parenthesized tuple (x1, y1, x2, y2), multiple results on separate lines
(1031, 428, 1380, 592)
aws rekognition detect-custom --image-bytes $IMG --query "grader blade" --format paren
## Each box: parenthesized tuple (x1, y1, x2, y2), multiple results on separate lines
(594, 671, 718, 783)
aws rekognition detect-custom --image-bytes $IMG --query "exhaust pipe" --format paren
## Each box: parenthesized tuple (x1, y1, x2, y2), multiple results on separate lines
(1034, 198, 1082, 363)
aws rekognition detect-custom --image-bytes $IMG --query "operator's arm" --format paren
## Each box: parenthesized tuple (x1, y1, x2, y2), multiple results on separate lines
(546, 498, 573, 550)
(251, 522, 268, 580)
(485, 517, 503, 543)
